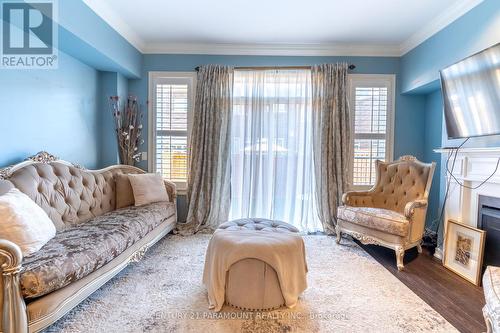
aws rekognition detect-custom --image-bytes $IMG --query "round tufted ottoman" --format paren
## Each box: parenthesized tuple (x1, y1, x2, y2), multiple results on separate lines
(217, 218, 300, 233)
(205, 218, 306, 311)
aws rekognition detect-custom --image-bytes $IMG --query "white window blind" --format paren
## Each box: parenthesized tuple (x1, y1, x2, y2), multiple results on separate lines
(349, 75, 394, 187)
(149, 73, 195, 189)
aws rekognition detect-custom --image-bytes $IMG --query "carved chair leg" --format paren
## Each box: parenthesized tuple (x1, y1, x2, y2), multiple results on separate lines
(395, 246, 405, 271)
(416, 243, 423, 254)
(335, 225, 341, 244)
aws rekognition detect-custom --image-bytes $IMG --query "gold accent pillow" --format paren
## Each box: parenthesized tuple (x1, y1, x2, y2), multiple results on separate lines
(115, 173, 135, 209)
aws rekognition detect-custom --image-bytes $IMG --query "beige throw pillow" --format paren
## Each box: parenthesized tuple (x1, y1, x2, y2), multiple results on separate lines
(115, 173, 135, 209)
(0, 188, 56, 256)
(128, 173, 169, 206)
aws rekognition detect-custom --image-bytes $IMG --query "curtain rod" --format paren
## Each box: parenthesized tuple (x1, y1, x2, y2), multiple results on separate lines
(194, 64, 356, 71)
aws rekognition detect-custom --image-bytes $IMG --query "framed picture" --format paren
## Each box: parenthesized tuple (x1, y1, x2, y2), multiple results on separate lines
(443, 220, 486, 285)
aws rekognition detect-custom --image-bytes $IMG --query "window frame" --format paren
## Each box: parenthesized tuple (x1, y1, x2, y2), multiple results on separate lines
(148, 71, 196, 193)
(348, 74, 395, 190)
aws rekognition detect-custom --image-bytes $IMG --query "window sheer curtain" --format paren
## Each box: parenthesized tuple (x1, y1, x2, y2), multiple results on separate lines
(229, 69, 322, 232)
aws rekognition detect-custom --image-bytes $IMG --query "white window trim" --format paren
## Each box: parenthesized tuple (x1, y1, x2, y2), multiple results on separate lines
(348, 74, 395, 190)
(148, 71, 196, 193)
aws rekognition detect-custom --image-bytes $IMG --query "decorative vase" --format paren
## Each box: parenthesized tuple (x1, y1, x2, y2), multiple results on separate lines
(109, 96, 144, 165)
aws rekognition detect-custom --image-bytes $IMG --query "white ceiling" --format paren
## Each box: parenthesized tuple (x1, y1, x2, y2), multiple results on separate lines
(83, 0, 483, 56)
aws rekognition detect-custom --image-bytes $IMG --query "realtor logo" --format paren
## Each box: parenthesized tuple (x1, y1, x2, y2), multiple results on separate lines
(1, 0, 58, 69)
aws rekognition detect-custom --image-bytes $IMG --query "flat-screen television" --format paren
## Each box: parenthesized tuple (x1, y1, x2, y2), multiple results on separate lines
(440, 43, 500, 139)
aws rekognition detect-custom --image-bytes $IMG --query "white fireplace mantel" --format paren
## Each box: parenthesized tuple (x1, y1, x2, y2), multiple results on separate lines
(435, 147, 500, 154)
(434, 146, 500, 259)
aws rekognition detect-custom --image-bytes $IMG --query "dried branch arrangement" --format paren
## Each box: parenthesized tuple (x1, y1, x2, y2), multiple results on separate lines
(109, 96, 144, 165)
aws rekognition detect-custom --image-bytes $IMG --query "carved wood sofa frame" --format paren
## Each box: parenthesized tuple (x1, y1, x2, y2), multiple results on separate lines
(0, 152, 177, 333)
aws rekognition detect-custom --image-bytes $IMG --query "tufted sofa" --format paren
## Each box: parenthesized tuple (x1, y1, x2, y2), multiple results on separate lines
(336, 156, 435, 271)
(0, 152, 177, 333)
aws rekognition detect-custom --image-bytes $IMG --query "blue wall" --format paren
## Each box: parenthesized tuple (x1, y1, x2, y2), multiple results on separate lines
(129, 54, 427, 169)
(128, 54, 428, 222)
(401, 0, 500, 94)
(98, 72, 129, 167)
(58, 0, 143, 78)
(0, 52, 100, 168)
(401, 0, 500, 231)
(2, 0, 498, 225)
(423, 90, 444, 224)
(0, 0, 142, 168)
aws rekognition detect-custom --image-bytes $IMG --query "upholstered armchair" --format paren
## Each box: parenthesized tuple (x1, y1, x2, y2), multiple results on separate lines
(336, 156, 435, 271)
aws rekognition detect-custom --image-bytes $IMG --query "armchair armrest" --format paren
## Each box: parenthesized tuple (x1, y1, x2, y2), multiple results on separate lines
(0, 239, 27, 333)
(163, 180, 177, 203)
(404, 199, 427, 218)
(342, 191, 374, 207)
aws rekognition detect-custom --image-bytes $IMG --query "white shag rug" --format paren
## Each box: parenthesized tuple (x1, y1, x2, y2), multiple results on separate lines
(44, 234, 457, 333)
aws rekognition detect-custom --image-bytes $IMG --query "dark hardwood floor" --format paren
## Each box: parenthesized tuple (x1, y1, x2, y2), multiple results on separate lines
(357, 242, 486, 333)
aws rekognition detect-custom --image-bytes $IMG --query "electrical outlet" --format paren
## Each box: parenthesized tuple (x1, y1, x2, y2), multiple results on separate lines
(141, 152, 147, 161)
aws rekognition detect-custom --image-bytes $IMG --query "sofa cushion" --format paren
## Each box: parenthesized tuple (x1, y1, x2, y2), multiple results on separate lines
(337, 206, 409, 237)
(128, 173, 169, 206)
(115, 173, 135, 209)
(0, 188, 56, 256)
(20, 201, 176, 299)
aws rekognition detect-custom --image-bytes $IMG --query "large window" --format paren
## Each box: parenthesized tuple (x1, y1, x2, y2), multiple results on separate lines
(229, 69, 320, 232)
(149, 72, 196, 191)
(348, 74, 395, 188)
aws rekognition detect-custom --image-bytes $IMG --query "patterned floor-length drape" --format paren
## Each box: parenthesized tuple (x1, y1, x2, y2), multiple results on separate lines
(181, 65, 234, 234)
(311, 63, 351, 234)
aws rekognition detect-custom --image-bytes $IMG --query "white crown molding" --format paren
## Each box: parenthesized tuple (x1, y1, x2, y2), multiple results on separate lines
(400, 0, 484, 55)
(82, 0, 145, 52)
(142, 42, 402, 57)
(82, 0, 483, 57)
